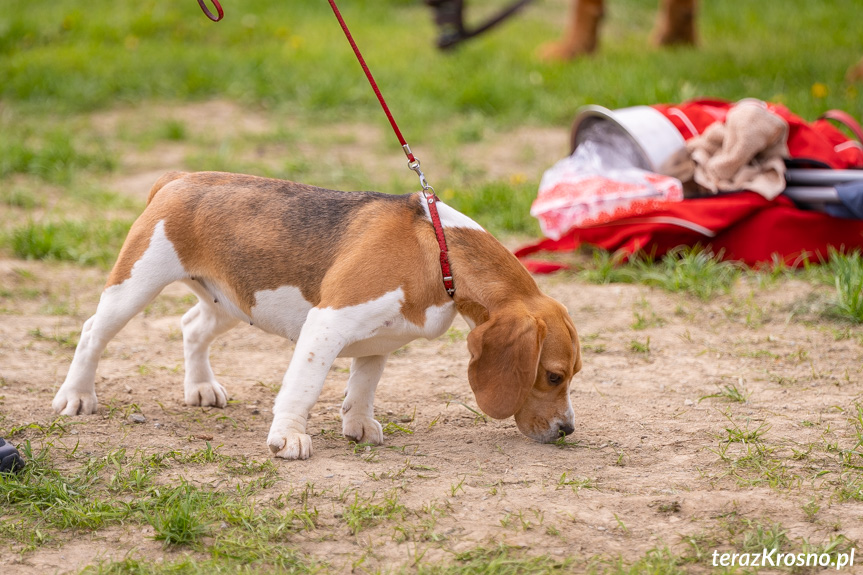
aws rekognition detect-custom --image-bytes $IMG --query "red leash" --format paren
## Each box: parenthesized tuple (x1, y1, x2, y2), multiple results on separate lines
(326, 0, 415, 166)
(196, 0, 455, 298)
(197, 0, 223, 21)
(325, 0, 455, 297)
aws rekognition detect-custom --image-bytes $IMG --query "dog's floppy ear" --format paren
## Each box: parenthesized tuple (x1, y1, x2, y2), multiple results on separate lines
(467, 308, 546, 419)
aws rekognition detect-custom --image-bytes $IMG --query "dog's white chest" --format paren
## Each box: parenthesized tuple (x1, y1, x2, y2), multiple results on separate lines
(249, 286, 456, 355)
(340, 298, 457, 357)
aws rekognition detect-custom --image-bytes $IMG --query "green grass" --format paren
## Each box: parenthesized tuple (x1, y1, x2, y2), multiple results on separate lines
(342, 489, 406, 535)
(577, 246, 742, 300)
(1, 187, 42, 210)
(0, 441, 294, 546)
(594, 547, 687, 575)
(0, 128, 115, 183)
(0, 439, 332, 570)
(579, 250, 638, 285)
(81, 554, 319, 575)
(29, 326, 80, 349)
(629, 337, 650, 355)
(826, 249, 863, 323)
(10, 442, 592, 573)
(441, 179, 540, 235)
(2, 423, 862, 575)
(2, 0, 860, 123)
(146, 482, 212, 546)
(412, 543, 571, 575)
(635, 247, 742, 301)
(10, 219, 135, 268)
(702, 403, 863, 494)
(81, 543, 572, 575)
(699, 382, 749, 404)
(557, 472, 597, 491)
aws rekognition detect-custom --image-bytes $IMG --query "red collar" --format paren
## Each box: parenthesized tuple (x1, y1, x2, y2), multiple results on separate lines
(422, 191, 455, 297)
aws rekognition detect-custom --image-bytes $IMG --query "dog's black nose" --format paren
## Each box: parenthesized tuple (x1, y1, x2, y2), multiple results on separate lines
(558, 423, 575, 436)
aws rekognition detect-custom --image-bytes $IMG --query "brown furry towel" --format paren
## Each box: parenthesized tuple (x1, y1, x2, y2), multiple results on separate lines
(661, 99, 789, 199)
(686, 99, 789, 199)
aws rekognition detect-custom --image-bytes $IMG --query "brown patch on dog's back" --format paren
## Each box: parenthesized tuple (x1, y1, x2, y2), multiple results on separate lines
(133, 172, 435, 316)
(107, 171, 489, 324)
(318, 198, 451, 326)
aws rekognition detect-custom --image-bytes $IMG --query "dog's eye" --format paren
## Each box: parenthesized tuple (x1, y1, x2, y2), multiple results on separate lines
(547, 372, 564, 386)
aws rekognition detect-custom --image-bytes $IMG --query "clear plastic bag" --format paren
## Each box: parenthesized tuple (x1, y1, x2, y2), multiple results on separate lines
(531, 124, 684, 240)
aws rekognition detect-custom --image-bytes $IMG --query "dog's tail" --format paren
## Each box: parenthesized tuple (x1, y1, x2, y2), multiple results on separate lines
(147, 171, 187, 205)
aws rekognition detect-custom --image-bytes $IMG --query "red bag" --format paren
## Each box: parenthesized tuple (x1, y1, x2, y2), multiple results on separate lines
(517, 99, 863, 271)
(655, 99, 863, 169)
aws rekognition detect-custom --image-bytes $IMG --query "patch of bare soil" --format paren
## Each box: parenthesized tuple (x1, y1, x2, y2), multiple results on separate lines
(2, 256, 863, 573)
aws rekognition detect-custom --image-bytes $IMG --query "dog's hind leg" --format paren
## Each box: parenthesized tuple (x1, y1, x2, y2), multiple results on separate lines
(52, 220, 187, 416)
(179, 288, 239, 408)
(341, 355, 387, 445)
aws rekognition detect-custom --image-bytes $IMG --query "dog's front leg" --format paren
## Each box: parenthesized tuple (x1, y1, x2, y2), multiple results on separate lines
(341, 355, 387, 445)
(267, 309, 348, 460)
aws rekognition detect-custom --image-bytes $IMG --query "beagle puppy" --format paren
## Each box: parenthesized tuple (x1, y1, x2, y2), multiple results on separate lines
(52, 171, 581, 459)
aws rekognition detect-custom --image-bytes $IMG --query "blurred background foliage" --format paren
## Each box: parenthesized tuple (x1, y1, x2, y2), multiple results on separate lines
(2, 0, 860, 125)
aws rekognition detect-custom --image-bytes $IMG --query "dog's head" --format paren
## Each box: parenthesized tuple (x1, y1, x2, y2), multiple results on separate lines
(466, 296, 581, 443)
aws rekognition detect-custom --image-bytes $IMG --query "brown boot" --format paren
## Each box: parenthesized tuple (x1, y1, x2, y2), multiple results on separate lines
(652, 0, 696, 46)
(539, 0, 604, 60)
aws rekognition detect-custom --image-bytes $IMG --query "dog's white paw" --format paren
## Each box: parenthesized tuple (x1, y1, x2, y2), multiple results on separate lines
(184, 380, 228, 408)
(267, 430, 313, 460)
(342, 414, 384, 445)
(52, 389, 98, 416)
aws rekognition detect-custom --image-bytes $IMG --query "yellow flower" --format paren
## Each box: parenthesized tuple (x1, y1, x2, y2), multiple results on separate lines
(811, 83, 829, 99)
(510, 173, 527, 185)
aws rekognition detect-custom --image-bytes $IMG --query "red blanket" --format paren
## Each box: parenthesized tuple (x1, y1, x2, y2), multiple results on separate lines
(517, 100, 863, 271)
(516, 191, 863, 271)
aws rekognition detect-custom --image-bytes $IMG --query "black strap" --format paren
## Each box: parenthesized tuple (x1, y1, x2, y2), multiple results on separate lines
(425, 0, 535, 50)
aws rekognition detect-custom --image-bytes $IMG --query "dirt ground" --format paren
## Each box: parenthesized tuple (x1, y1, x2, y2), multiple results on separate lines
(1, 103, 863, 573)
(2, 257, 863, 573)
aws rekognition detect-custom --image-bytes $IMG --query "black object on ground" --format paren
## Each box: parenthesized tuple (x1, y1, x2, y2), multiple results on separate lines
(0, 437, 25, 474)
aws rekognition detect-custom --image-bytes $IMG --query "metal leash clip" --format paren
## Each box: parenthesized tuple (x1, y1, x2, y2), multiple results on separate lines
(403, 145, 433, 194)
